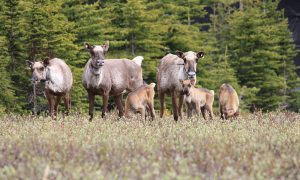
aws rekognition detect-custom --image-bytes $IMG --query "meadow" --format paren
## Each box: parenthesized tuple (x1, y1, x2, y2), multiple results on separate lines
(0, 111, 299, 179)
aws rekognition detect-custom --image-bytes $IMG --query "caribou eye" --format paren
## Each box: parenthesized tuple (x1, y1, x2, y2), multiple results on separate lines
(39, 67, 44, 71)
(188, 84, 191, 87)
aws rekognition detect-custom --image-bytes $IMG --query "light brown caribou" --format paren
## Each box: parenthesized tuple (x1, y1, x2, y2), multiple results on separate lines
(180, 79, 214, 120)
(157, 51, 204, 121)
(124, 83, 156, 120)
(26, 57, 73, 117)
(219, 83, 240, 119)
(82, 41, 144, 121)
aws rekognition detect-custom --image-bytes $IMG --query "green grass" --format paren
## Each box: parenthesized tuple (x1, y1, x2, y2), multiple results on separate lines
(0, 112, 300, 179)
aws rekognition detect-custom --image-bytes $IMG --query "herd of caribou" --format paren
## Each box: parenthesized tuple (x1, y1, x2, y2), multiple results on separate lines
(26, 41, 240, 121)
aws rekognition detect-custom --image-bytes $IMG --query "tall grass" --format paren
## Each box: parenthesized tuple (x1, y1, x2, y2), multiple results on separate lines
(0, 112, 299, 179)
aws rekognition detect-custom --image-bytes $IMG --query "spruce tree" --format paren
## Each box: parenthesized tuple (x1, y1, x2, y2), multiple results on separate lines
(0, 0, 31, 113)
(0, 36, 16, 114)
(226, 1, 298, 111)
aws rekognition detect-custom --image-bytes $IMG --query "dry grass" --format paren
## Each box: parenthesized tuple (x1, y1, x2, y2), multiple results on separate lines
(0, 112, 300, 179)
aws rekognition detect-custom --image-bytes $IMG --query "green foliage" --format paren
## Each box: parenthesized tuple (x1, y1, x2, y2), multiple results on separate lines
(225, 1, 298, 111)
(0, 37, 15, 115)
(0, 0, 298, 114)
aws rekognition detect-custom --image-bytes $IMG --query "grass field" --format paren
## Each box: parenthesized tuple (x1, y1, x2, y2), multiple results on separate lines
(0, 112, 299, 179)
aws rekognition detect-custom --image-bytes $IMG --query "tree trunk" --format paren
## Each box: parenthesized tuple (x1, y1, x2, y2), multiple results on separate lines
(131, 34, 135, 56)
(239, 0, 243, 11)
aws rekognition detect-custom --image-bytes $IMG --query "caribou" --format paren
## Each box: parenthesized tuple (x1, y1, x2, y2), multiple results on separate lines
(219, 83, 240, 119)
(180, 79, 214, 120)
(82, 41, 144, 121)
(157, 51, 204, 121)
(124, 83, 156, 120)
(26, 57, 73, 118)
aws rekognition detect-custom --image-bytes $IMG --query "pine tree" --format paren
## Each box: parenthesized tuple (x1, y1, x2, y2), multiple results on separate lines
(225, 1, 298, 111)
(97, 0, 169, 82)
(0, 0, 31, 113)
(0, 36, 16, 114)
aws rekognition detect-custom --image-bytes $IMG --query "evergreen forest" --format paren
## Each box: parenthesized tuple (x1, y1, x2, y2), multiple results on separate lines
(0, 0, 299, 115)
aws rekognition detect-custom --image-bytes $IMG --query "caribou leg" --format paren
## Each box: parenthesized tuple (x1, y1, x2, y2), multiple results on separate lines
(54, 95, 62, 117)
(200, 106, 206, 120)
(114, 94, 124, 118)
(45, 90, 55, 118)
(63, 93, 70, 116)
(148, 102, 156, 121)
(171, 91, 179, 121)
(207, 105, 214, 120)
(159, 91, 165, 118)
(88, 92, 95, 121)
(178, 94, 184, 119)
(102, 93, 109, 118)
(187, 104, 193, 118)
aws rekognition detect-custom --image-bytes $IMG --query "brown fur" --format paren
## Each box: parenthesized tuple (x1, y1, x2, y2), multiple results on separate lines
(157, 51, 204, 121)
(219, 84, 240, 119)
(124, 83, 156, 120)
(180, 80, 214, 120)
(82, 41, 144, 121)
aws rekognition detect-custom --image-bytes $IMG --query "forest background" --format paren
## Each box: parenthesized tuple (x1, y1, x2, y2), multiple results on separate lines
(0, 0, 299, 115)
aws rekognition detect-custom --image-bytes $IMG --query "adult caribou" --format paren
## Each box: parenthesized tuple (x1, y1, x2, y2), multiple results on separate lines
(157, 51, 204, 121)
(26, 57, 73, 118)
(82, 41, 144, 121)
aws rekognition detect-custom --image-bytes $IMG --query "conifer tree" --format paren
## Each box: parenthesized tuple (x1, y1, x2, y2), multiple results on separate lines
(0, 36, 16, 114)
(0, 0, 31, 112)
(226, 1, 298, 110)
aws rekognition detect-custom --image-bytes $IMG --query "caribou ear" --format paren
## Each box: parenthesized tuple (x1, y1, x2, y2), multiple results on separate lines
(43, 57, 50, 67)
(197, 52, 204, 59)
(176, 50, 184, 59)
(26, 60, 34, 69)
(101, 41, 109, 52)
(84, 42, 94, 50)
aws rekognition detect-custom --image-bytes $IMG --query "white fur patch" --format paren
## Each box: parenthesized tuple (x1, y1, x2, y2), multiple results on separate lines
(93, 45, 104, 52)
(46, 67, 64, 92)
(177, 66, 186, 81)
(149, 83, 156, 88)
(83, 60, 103, 89)
(32, 62, 43, 69)
(132, 56, 144, 66)
(184, 95, 192, 103)
(112, 70, 126, 90)
(184, 51, 197, 61)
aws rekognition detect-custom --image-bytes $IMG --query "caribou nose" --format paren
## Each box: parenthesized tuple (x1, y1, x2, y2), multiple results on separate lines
(31, 77, 38, 82)
(96, 60, 104, 66)
(188, 72, 196, 78)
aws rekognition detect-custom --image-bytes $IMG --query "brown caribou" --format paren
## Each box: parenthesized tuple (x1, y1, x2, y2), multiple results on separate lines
(82, 41, 144, 121)
(157, 51, 204, 121)
(180, 79, 214, 120)
(124, 83, 156, 120)
(219, 83, 240, 119)
(26, 57, 73, 118)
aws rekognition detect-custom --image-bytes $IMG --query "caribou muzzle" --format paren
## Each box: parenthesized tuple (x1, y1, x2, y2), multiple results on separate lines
(96, 59, 104, 66)
(187, 71, 196, 85)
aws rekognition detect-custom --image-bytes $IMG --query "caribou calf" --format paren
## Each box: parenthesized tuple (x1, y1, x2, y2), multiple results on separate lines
(219, 84, 240, 119)
(181, 80, 214, 120)
(26, 58, 73, 117)
(124, 83, 156, 120)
